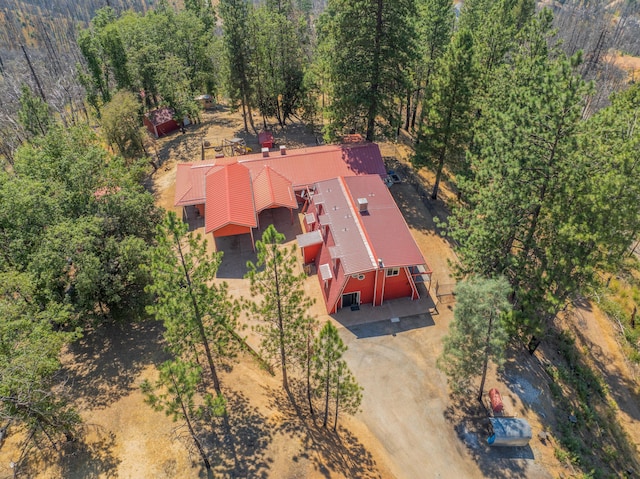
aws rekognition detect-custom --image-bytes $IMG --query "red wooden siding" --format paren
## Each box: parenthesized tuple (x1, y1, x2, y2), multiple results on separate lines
(213, 224, 252, 237)
(380, 267, 413, 302)
(302, 243, 322, 264)
(156, 119, 180, 137)
(342, 272, 376, 305)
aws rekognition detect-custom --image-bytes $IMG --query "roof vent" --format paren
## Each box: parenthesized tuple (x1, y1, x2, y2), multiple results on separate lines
(357, 197, 368, 213)
(261, 147, 269, 157)
(280, 145, 287, 155)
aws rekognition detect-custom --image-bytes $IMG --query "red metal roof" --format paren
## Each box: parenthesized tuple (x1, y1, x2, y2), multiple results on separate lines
(145, 107, 175, 126)
(204, 163, 256, 233)
(313, 174, 429, 313)
(313, 175, 427, 273)
(252, 165, 297, 213)
(313, 177, 376, 276)
(175, 162, 219, 206)
(239, 143, 386, 190)
(343, 175, 427, 269)
(174, 142, 387, 236)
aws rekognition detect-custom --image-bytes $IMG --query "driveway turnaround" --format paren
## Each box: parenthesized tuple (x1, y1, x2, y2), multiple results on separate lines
(338, 312, 484, 479)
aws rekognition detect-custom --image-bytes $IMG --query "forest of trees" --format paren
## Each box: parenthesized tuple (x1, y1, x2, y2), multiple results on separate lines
(1, 0, 640, 154)
(1, 0, 640, 475)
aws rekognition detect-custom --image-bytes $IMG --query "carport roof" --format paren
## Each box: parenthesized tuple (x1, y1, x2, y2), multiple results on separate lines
(252, 165, 297, 213)
(175, 162, 219, 206)
(204, 162, 257, 233)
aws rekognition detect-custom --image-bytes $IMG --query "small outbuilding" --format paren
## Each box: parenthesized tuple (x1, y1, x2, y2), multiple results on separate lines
(195, 94, 215, 109)
(258, 130, 274, 149)
(144, 107, 180, 138)
(487, 418, 532, 447)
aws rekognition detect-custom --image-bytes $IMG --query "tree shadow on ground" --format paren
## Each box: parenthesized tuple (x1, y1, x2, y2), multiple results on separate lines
(264, 382, 383, 479)
(60, 427, 120, 479)
(152, 121, 209, 167)
(17, 426, 120, 479)
(498, 347, 554, 418)
(384, 157, 459, 253)
(206, 389, 273, 478)
(60, 320, 169, 410)
(444, 397, 532, 479)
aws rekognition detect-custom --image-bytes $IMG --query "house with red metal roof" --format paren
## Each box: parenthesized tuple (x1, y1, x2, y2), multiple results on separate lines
(174, 142, 387, 249)
(144, 107, 180, 138)
(297, 174, 431, 313)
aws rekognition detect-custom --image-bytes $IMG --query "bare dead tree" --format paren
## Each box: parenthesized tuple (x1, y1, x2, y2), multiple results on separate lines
(21, 45, 47, 103)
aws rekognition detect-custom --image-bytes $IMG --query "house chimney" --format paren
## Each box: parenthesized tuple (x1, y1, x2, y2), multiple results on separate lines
(261, 147, 269, 157)
(280, 145, 287, 155)
(357, 197, 368, 213)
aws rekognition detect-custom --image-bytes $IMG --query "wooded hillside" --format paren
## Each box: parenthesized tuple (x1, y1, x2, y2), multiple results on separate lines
(0, 0, 161, 51)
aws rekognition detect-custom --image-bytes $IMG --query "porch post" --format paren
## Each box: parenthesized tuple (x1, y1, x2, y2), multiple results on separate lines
(381, 269, 387, 306)
(373, 269, 379, 307)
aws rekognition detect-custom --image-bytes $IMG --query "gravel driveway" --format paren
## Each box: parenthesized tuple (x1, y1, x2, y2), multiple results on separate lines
(336, 310, 485, 479)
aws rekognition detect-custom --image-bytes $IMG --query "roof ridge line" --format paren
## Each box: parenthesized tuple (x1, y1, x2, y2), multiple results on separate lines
(266, 166, 276, 204)
(338, 177, 377, 269)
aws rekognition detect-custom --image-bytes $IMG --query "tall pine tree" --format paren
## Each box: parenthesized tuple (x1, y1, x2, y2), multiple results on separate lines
(318, 0, 417, 141)
(448, 10, 592, 340)
(413, 28, 476, 200)
(245, 225, 315, 397)
(147, 212, 240, 397)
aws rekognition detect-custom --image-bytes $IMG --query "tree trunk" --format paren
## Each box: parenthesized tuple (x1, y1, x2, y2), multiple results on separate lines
(404, 88, 411, 131)
(172, 375, 212, 472)
(245, 95, 257, 134)
(410, 86, 421, 131)
(323, 361, 331, 428)
(519, 106, 563, 264)
(365, 0, 384, 142)
(21, 45, 46, 102)
(396, 98, 403, 138)
(241, 97, 248, 132)
(477, 310, 495, 403)
(333, 375, 340, 431)
(430, 98, 455, 200)
(306, 333, 314, 418)
(431, 148, 446, 200)
(272, 243, 289, 394)
(175, 233, 222, 396)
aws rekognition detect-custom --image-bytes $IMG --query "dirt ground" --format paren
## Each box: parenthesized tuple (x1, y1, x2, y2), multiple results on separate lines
(604, 51, 640, 81)
(2, 106, 639, 478)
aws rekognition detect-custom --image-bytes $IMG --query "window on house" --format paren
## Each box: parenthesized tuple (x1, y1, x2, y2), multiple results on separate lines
(386, 267, 400, 277)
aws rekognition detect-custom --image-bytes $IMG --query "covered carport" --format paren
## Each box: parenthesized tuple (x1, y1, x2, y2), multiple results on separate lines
(251, 165, 298, 228)
(174, 162, 219, 230)
(205, 162, 257, 251)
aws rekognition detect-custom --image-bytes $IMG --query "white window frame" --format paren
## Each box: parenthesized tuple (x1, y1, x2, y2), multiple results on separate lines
(386, 267, 400, 277)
